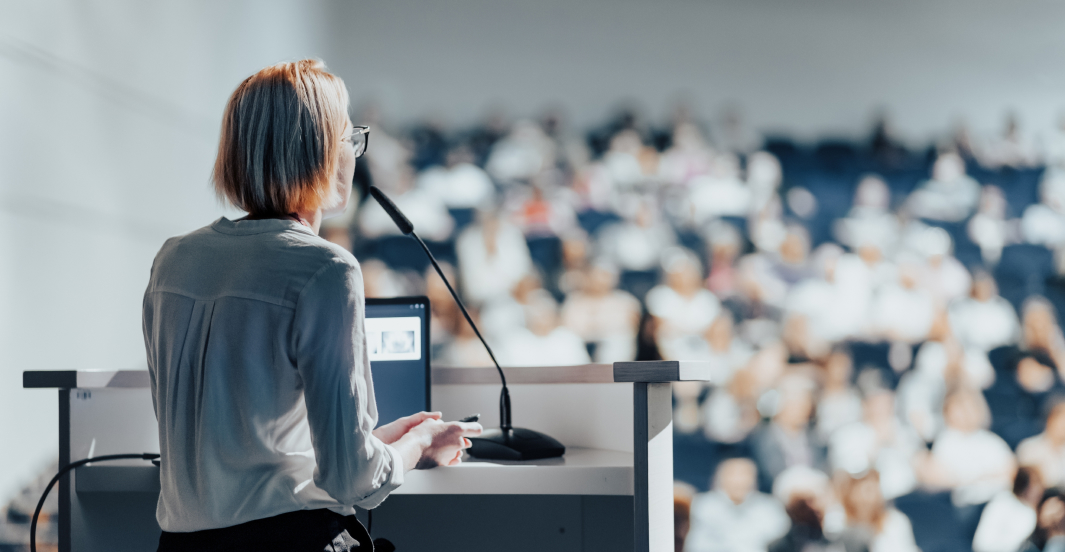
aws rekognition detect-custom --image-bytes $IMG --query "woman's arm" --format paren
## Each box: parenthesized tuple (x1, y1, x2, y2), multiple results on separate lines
(373, 411, 442, 445)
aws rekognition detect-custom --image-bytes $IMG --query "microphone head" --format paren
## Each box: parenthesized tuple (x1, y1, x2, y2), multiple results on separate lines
(368, 186, 415, 235)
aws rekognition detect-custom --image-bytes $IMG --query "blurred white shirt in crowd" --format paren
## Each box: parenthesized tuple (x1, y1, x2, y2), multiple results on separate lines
(829, 421, 923, 500)
(646, 285, 721, 339)
(688, 173, 751, 223)
(497, 326, 591, 367)
(456, 221, 533, 305)
(932, 427, 1014, 506)
(950, 296, 1021, 352)
(869, 510, 921, 552)
(1022, 203, 1065, 247)
(418, 163, 496, 209)
(597, 220, 676, 272)
(359, 187, 454, 241)
(972, 490, 1037, 552)
(907, 154, 981, 222)
(871, 283, 934, 343)
(683, 490, 789, 552)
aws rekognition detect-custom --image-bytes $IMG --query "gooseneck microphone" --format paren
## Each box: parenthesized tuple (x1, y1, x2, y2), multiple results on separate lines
(367, 186, 564, 460)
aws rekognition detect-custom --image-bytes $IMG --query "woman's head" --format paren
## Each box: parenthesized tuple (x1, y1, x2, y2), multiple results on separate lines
(840, 471, 886, 532)
(213, 59, 354, 217)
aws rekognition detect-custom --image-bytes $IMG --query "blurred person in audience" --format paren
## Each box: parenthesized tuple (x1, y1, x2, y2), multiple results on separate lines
(1021, 297, 1065, 376)
(688, 152, 751, 224)
(675, 482, 696, 552)
(435, 307, 494, 368)
(561, 261, 641, 363)
(358, 165, 454, 240)
(603, 129, 657, 190)
(1018, 400, 1065, 488)
(658, 122, 714, 187)
(968, 185, 1013, 265)
(704, 221, 744, 299)
(870, 258, 935, 343)
(647, 248, 721, 345)
(1021, 490, 1065, 552)
(557, 229, 591, 294)
(598, 196, 677, 275)
(741, 225, 816, 312)
(918, 227, 972, 307)
(1023, 170, 1065, 248)
(985, 351, 1064, 448)
(417, 145, 496, 210)
(751, 381, 827, 492)
(896, 331, 974, 442)
(455, 209, 533, 305)
(950, 271, 1022, 352)
(480, 272, 545, 345)
(425, 262, 460, 347)
(830, 390, 923, 500)
(814, 349, 863, 441)
(835, 175, 900, 255)
(746, 151, 784, 216)
(511, 180, 578, 238)
(360, 259, 408, 298)
(684, 458, 790, 552)
(973, 467, 1043, 552)
(768, 467, 841, 552)
(837, 471, 919, 552)
(672, 313, 753, 432)
(485, 119, 556, 183)
(704, 366, 763, 444)
(750, 196, 790, 254)
(497, 291, 591, 367)
(785, 244, 867, 344)
(906, 150, 981, 222)
(920, 388, 1016, 509)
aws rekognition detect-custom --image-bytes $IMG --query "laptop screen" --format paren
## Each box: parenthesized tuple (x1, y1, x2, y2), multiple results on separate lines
(364, 296, 431, 428)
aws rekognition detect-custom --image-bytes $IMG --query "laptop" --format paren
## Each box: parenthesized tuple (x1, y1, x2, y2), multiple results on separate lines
(364, 296, 431, 427)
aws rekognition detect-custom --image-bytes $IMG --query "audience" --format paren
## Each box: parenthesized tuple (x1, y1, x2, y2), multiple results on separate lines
(332, 107, 1065, 552)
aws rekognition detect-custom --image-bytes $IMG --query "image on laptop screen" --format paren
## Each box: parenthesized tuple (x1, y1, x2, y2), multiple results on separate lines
(364, 296, 431, 428)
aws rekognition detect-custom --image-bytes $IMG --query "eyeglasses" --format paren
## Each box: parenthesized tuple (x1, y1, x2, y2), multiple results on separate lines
(347, 126, 370, 158)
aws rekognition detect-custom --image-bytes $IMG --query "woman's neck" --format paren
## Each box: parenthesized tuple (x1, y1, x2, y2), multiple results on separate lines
(246, 209, 322, 234)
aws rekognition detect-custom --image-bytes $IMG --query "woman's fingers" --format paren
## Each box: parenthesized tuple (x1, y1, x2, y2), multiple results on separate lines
(463, 438, 472, 449)
(455, 422, 483, 436)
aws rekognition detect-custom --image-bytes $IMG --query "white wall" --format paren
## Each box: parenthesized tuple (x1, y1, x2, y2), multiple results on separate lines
(2, 0, 1064, 503)
(326, 0, 1065, 141)
(0, 0, 332, 503)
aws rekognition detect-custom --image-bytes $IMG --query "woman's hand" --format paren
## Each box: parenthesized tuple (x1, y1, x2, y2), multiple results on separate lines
(373, 411, 442, 445)
(391, 418, 483, 471)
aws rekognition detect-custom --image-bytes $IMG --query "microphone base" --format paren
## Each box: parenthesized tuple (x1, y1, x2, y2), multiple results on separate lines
(466, 427, 566, 461)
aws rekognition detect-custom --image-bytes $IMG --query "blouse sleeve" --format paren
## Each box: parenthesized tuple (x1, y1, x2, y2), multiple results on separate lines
(292, 259, 404, 509)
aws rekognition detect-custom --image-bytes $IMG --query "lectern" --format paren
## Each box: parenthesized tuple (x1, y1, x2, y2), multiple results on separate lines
(24, 360, 709, 552)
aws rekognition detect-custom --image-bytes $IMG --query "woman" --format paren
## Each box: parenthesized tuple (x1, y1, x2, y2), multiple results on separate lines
(838, 471, 919, 552)
(142, 60, 481, 551)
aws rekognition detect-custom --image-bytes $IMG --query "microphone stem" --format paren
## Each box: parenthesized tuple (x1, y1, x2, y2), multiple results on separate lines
(410, 232, 512, 431)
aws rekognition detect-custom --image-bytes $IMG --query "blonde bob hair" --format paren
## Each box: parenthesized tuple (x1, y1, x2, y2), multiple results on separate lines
(213, 59, 349, 215)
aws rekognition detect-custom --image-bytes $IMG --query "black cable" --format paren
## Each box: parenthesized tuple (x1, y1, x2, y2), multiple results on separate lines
(31, 452, 160, 552)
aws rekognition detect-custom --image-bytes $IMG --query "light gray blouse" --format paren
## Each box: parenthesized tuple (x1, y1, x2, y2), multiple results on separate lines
(142, 217, 402, 532)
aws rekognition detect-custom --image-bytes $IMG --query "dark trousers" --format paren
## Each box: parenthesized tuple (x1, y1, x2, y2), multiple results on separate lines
(158, 509, 372, 552)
